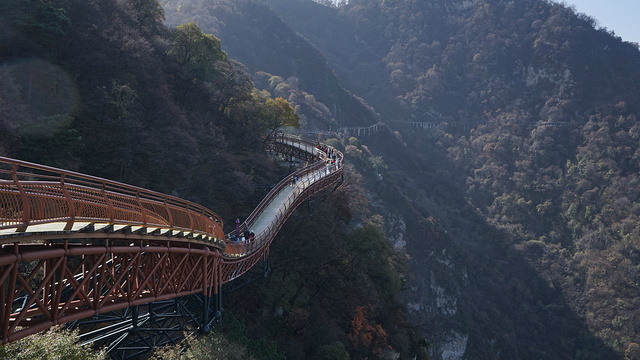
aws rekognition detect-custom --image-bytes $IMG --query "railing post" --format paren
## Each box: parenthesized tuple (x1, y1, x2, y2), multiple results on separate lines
(213, 285, 222, 317)
(135, 191, 148, 226)
(201, 247, 211, 333)
(2, 243, 19, 339)
(185, 203, 194, 232)
(101, 183, 114, 223)
(213, 251, 222, 317)
(263, 252, 271, 277)
(0, 267, 4, 340)
(60, 174, 76, 231)
(131, 305, 139, 332)
(164, 196, 174, 228)
(201, 292, 211, 333)
(12, 165, 30, 232)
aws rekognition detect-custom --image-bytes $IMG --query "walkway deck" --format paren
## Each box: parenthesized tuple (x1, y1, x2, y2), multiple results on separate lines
(250, 163, 338, 235)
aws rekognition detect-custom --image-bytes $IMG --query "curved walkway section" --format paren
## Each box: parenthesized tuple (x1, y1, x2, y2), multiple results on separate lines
(220, 134, 343, 282)
(0, 134, 343, 344)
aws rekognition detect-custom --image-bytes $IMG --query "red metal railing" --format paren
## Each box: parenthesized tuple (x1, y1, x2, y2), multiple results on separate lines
(0, 158, 224, 241)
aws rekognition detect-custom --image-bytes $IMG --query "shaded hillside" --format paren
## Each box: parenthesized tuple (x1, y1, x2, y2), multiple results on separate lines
(265, 0, 397, 118)
(271, 0, 640, 123)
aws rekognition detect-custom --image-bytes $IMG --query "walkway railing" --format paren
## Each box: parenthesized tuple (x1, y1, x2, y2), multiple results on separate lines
(0, 158, 225, 242)
(220, 134, 343, 280)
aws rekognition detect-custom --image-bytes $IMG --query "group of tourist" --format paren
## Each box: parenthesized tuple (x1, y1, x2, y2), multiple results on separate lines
(317, 143, 339, 165)
(231, 230, 254, 243)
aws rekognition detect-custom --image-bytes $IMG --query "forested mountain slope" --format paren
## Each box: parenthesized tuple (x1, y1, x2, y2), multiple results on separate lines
(161, 0, 640, 359)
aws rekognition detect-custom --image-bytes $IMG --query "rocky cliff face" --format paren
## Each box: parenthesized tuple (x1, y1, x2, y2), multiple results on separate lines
(370, 182, 473, 359)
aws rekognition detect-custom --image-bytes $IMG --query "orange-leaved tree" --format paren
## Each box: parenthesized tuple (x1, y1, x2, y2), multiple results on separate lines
(348, 304, 391, 359)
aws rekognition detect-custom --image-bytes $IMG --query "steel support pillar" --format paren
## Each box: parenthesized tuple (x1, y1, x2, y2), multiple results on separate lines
(213, 286, 222, 318)
(263, 255, 271, 277)
(201, 294, 211, 333)
(131, 305, 139, 334)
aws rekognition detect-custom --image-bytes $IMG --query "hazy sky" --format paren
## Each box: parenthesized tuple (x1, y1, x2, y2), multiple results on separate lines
(328, 0, 639, 44)
(556, 0, 639, 44)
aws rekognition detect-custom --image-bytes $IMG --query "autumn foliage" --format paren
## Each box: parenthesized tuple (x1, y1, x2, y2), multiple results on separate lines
(348, 305, 391, 359)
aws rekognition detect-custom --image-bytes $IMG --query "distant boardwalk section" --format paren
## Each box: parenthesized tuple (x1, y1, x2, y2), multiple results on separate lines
(339, 122, 386, 137)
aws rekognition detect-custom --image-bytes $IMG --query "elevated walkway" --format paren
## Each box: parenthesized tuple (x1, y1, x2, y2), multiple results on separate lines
(0, 134, 344, 346)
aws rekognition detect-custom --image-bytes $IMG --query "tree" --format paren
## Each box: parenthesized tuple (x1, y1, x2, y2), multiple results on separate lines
(168, 22, 227, 79)
(626, 343, 640, 360)
(129, 0, 166, 35)
(261, 97, 299, 137)
(0, 326, 106, 360)
(315, 342, 350, 360)
(150, 331, 257, 360)
(347, 218, 402, 299)
(210, 59, 255, 114)
(0, 0, 71, 59)
(348, 305, 391, 360)
(17, 114, 83, 168)
(367, 155, 388, 176)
